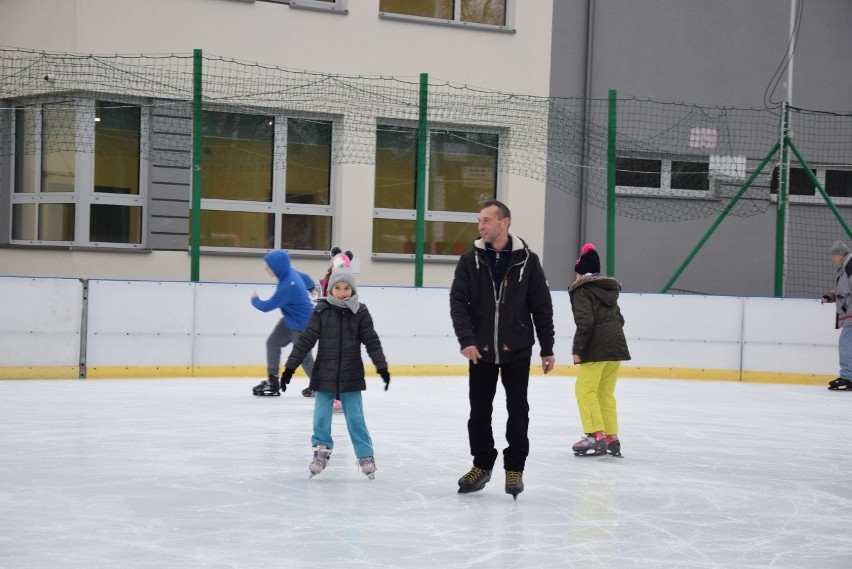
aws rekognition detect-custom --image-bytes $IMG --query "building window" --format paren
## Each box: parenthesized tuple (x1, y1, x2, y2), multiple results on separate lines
(11, 100, 147, 246)
(379, 0, 512, 30)
(770, 166, 852, 200)
(200, 112, 334, 252)
(373, 124, 499, 258)
(616, 156, 711, 197)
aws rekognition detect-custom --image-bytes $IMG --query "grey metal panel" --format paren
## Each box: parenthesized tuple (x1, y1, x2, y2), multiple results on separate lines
(149, 199, 189, 218)
(147, 101, 193, 252)
(147, 232, 188, 251)
(150, 165, 190, 185)
(151, 216, 189, 234)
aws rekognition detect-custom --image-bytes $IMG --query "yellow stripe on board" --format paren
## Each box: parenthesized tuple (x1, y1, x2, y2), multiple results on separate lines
(0, 365, 834, 386)
(0, 367, 79, 380)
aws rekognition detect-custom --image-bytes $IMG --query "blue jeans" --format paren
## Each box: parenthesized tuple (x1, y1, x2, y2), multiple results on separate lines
(839, 326, 852, 380)
(311, 390, 374, 459)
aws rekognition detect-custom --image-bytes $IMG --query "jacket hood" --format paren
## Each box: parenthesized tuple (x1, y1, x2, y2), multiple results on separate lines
(473, 232, 527, 253)
(569, 275, 622, 306)
(264, 250, 292, 280)
(473, 233, 533, 282)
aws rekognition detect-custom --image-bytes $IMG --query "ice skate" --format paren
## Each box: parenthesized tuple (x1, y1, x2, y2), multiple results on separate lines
(301, 387, 316, 398)
(505, 470, 524, 500)
(357, 456, 376, 480)
(457, 466, 491, 494)
(309, 444, 331, 477)
(252, 375, 280, 397)
(606, 436, 623, 458)
(332, 398, 343, 412)
(828, 378, 852, 391)
(572, 432, 608, 457)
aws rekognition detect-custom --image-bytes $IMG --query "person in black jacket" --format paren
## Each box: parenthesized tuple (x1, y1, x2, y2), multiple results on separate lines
(281, 268, 391, 480)
(450, 200, 555, 499)
(569, 243, 631, 457)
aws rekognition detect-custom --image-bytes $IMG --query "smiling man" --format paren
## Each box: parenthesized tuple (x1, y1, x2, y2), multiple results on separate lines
(449, 199, 555, 500)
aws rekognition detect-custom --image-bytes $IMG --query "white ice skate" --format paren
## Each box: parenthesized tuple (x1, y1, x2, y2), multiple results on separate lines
(309, 444, 331, 478)
(357, 456, 376, 480)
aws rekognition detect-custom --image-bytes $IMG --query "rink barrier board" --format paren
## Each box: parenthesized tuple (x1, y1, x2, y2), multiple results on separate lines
(2, 364, 831, 386)
(0, 277, 840, 382)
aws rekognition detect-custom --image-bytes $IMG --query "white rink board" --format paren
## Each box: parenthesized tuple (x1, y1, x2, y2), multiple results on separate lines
(359, 287, 460, 365)
(193, 282, 280, 366)
(86, 280, 195, 367)
(0, 277, 842, 376)
(0, 277, 82, 366)
(619, 293, 744, 370)
(741, 296, 837, 375)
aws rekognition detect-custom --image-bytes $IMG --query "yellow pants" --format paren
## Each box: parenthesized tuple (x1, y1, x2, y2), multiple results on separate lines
(575, 361, 620, 435)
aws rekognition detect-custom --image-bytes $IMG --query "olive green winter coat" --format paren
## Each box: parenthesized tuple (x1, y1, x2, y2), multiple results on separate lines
(569, 275, 631, 363)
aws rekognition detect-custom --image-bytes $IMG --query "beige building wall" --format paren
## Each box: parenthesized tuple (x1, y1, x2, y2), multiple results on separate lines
(0, 0, 553, 286)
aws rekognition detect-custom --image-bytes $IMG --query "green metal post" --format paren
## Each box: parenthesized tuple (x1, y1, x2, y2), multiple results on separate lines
(661, 142, 780, 293)
(606, 90, 617, 276)
(787, 137, 852, 239)
(190, 49, 203, 283)
(414, 73, 428, 287)
(773, 103, 790, 297)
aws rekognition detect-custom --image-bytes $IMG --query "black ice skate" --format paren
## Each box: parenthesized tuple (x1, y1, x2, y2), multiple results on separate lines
(828, 378, 852, 391)
(572, 432, 608, 457)
(252, 375, 280, 396)
(505, 470, 524, 500)
(457, 466, 491, 494)
(301, 387, 316, 398)
(606, 438, 623, 458)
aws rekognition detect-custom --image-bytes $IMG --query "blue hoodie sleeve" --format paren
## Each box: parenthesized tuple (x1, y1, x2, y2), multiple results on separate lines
(252, 281, 298, 312)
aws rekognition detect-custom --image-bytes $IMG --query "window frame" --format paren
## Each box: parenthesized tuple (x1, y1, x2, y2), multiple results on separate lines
(256, 0, 348, 13)
(372, 120, 503, 262)
(770, 164, 852, 206)
(198, 108, 337, 256)
(615, 153, 717, 200)
(378, 0, 515, 33)
(9, 98, 149, 248)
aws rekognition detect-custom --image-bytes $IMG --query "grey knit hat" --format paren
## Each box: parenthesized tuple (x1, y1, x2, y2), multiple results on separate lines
(830, 240, 850, 256)
(327, 267, 357, 294)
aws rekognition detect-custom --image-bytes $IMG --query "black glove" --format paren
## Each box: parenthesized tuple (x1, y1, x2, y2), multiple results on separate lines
(279, 368, 295, 390)
(378, 368, 391, 391)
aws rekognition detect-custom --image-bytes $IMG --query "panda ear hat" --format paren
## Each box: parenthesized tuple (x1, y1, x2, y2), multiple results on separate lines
(329, 246, 353, 262)
(328, 246, 354, 270)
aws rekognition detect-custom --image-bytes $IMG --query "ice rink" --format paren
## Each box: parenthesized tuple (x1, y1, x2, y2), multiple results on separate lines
(1, 375, 850, 569)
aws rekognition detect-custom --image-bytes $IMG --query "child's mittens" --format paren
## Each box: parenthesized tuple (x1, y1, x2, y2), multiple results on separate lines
(280, 368, 295, 387)
(378, 368, 391, 391)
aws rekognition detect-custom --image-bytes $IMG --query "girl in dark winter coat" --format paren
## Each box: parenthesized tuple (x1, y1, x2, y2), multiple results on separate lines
(569, 243, 631, 457)
(280, 268, 391, 479)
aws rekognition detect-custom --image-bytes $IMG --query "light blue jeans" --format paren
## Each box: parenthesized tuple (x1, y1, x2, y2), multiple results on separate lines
(839, 326, 852, 380)
(311, 390, 374, 459)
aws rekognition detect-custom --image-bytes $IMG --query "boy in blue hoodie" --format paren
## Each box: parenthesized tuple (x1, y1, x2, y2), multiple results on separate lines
(251, 249, 317, 396)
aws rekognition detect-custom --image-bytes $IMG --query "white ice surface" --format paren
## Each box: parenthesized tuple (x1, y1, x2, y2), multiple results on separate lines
(1, 376, 850, 569)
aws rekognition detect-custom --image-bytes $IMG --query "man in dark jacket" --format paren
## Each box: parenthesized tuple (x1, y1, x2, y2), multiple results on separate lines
(450, 200, 555, 499)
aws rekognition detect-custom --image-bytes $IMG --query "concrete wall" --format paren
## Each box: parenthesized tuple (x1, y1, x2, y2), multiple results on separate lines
(546, 0, 852, 292)
(0, 276, 838, 383)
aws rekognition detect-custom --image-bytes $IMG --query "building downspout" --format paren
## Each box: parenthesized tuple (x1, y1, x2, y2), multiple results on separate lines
(578, 0, 595, 242)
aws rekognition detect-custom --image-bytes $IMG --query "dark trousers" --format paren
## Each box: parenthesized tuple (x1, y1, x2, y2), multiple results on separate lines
(467, 357, 531, 472)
